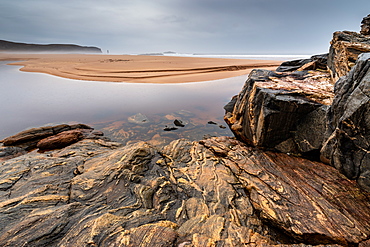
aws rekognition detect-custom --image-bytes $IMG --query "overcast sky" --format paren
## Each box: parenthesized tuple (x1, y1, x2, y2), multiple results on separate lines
(1, 0, 369, 55)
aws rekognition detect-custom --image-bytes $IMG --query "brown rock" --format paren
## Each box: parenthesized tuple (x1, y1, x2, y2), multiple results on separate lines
(1, 136, 370, 246)
(36, 129, 85, 150)
(0, 123, 93, 150)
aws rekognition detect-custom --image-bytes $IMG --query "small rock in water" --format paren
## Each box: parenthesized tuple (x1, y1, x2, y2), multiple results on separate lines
(163, 126, 178, 131)
(174, 119, 185, 127)
(207, 121, 217, 125)
(219, 125, 227, 129)
(128, 113, 149, 125)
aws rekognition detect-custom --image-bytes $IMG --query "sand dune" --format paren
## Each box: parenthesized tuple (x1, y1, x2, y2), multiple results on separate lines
(0, 53, 281, 83)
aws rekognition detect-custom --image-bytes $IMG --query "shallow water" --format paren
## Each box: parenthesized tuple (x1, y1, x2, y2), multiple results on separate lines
(0, 61, 247, 145)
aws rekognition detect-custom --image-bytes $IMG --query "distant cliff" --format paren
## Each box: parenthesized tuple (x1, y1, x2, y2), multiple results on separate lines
(0, 40, 102, 53)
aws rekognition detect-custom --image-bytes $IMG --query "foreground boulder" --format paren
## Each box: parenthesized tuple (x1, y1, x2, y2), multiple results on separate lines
(0, 136, 369, 246)
(0, 124, 106, 161)
(224, 69, 333, 158)
(321, 53, 370, 192)
(0, 123, 93, 149)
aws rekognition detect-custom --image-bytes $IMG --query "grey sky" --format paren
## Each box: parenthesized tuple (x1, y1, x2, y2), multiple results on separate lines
(0, 0, 369, 54)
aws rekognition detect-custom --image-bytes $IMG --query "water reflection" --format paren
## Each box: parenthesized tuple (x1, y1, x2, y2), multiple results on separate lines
(0, 61, 246, 145)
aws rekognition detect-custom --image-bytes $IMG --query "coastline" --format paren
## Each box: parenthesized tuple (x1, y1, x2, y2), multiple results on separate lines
(0, 53, 282, 83)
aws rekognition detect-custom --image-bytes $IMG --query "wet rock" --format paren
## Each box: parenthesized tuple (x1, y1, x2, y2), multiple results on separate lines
(0, 123, 93, 150)
(328, 30, 370, 82)
(224, 69, 334, 157)
(360, 14, 370, 35)
(0, 135, 369, 246)
(321, 53, 370, 192)
(174, 119, 185, 127)
(164, 126, 178, 131)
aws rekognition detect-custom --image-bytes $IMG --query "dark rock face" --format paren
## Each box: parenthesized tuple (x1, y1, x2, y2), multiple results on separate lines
(0, 39, 102, 53)
(327, 31, 370, 82)
(0, 136, 369, 246)
(321, 53, 370, 192)
(276, 54, 328, 72)
(361, 14, 370, 35)
(224, 69, 333, 157)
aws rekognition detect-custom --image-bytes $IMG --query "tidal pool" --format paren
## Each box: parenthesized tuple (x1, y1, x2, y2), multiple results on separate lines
(0, 61, 247, 145)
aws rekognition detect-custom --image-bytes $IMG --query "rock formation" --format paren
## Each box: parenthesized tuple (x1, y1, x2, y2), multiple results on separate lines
(0, 124, 104, 159)
(361, 14, 370, 35)
(0, 134, 369, 246)
(0, 40, 102, 53)
(276, 54, 328, 72)
(321, 53, 370, 192)
(327, 15, 370, 82)
(224, 69, 333, 158)
(1, 13, 370, 247)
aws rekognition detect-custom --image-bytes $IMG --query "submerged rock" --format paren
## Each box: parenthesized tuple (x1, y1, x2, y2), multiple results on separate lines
(128, 113, 149, 125)
(0, 136, 369, 246)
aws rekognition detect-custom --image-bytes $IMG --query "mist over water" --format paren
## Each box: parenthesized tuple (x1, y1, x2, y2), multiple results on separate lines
(0, 61, 247, 142)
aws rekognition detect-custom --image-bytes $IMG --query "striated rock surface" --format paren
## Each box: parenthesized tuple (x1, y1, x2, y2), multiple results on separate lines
(0, 136, 369, 246)
(0, 123, 93, 148)
(224, 69, 333, 157)
(321, 53, 370, 192)
(276, 54, 328, 72)
(327, 31, 370, 82)
(360, 14, 370, 35)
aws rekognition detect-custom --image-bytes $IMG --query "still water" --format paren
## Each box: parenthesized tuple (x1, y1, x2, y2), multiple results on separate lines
(0, 61, 247, 145)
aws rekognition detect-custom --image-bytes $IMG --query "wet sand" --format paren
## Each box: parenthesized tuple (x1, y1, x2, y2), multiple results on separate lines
(0, 53, 281, 83)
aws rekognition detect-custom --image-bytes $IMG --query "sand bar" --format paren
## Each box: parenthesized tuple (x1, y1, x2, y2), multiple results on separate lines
(0, 53, 282, 83)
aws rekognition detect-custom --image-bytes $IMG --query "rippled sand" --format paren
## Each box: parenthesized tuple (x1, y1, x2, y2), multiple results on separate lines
(0, 53, 281, 83)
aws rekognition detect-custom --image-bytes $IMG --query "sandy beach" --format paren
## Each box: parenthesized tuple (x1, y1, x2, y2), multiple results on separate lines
(0, 53, 281, 83)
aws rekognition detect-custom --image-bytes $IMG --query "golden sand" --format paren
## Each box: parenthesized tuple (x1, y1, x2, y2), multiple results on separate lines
(0, 53, 281, 83)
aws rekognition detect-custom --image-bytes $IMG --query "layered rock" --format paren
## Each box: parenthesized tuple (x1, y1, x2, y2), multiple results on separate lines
(321, 53, 370, 192)
(327, 31, 370, 82)
(276, 54, 328, 72)
(361, 14, 370, 35)
(0, 135, 369, 246)
(0, 124, 105, 160)
(224, 69, 333, 158)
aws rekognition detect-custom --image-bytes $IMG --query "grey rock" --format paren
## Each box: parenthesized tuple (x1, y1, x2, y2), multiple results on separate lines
(361, 14, 370, 35)
(276, 53, 328, 72)
(224, 69, 333, 158)
(321, 53, 370, 192)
